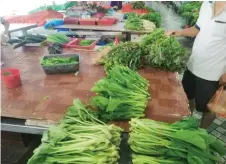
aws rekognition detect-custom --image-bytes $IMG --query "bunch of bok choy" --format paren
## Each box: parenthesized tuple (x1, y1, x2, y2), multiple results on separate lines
(91, 66, 150, 121)
(129, 117, 226, 164)
(28, 99, 122, 164)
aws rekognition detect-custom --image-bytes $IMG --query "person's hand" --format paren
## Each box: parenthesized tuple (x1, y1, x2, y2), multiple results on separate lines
(219, 73, 226, 86)
(165, 30, 181, 37)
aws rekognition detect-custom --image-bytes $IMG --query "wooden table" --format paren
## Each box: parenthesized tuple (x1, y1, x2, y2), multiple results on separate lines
(1, 46, 189, 133)
(56, 22, 152, 34)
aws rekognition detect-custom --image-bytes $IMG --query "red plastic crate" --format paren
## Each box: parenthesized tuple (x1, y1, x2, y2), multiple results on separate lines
(64, 17, 79, 24)
(122, 3, 150, 14)
(97, 18, 117, 26)
(64, 38, 97, 50)
(79, 19, 97, 25)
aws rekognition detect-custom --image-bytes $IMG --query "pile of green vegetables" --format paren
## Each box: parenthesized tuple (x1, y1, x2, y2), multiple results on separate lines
(132, 1, 146, 9)
(79, 39, 94, 46)
(140, 11, 161, 28)
(125, 8, 161, 29)
(129, 117, 226, 164)
(125, 13, 143, 31)
(99, 42, 144, 71)
(141, 28, 186, 72)
(99, 29, 186, 72)
(7, 34, 46, 49)
(46, 34, 70, 44)
(28, 99, 122, 164)
(91, 66, 150, 121)
(180, 2, 202, 26)
(41, 56, 78, 66)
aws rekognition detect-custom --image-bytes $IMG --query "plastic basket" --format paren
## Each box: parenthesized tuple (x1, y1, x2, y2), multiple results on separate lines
(1, 68, 22, 88)
(64, 17, 79, 24)
(41, 54, 80, 74)
(97, 18, 117, 26)
(79, 19, 97, 25)
(63, 39, 97, 50)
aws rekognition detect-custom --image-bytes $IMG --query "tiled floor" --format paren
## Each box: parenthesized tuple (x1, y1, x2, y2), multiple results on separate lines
(193, 111, 226, 162)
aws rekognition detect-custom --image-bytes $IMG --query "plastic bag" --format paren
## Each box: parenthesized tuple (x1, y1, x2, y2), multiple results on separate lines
(207, 86, 226, 118)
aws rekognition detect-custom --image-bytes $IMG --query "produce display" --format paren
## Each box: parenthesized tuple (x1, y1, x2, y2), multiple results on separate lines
(125, 11, 161, 30)
(132, 1, 146, 9)
(141, 28, 186, 72)
(91, 66, 150, 121)
(179, 2, 202, 27)
(79, 39, 94, 46)
(28, 99, 122, 164)
(129, 117, 226, 164)
(98, 42, 143, 71)
(46, 34, 70, 44)
(7, 34, 47, 49)
(41, 56, 78, 66)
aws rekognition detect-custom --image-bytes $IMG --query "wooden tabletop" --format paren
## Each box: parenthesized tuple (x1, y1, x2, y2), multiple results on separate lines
(56, 22, 153, 34)
(1, 46, 189, 131)
(9, 23, 37, 33)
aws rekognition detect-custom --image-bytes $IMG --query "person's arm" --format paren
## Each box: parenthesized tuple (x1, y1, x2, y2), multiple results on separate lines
(220, 73, 226, 86)
(165, 26, 200, 37)
(166, 2, 206, 37)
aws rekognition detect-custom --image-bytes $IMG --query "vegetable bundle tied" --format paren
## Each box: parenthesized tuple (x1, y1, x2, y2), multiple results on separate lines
(28, 99, 122, 164)
(91, 66, 150, 121)
(129, 117, 226, 164)
(141, 28, 186, 72)
(46, 34, 70, 44)
(99, 42, 144, 71)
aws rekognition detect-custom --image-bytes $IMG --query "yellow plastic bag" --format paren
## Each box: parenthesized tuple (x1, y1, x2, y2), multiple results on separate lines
(208, 86, 226, 118)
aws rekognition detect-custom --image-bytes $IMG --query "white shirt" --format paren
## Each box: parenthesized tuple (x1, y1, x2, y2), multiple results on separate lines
(187, 2, 226, 81)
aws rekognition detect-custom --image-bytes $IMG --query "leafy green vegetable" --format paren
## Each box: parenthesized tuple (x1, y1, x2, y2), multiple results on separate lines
(79, 40, 94, 46)
(180, 2, 202, 26)
(28, 99, 122, 164)
(46, 34, 69, 44)
(141, 28, 186, 72)
(99, 42, 144, 71)
(141, 12, 161, 28)
(132, 1, 145, 9)
(91, 66, 150, 121)
(125, 14, 143, 31)
(41, 56, 78, 66)
(129, 118, 226, 164)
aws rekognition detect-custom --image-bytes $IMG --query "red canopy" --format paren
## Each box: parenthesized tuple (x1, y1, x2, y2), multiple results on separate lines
(5, 10, 63, 26)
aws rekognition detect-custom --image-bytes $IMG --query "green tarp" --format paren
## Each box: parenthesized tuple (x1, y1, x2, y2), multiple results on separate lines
(29, 1, 77, 14)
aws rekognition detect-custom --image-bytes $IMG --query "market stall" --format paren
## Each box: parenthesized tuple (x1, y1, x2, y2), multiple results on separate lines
(3, 2, 226, 164)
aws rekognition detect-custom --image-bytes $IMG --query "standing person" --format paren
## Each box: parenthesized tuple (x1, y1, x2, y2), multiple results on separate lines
(166, 1, 226, 128)
(1, 17, 9, 66)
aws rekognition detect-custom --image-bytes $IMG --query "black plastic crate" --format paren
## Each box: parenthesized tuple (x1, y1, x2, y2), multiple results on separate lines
(40, 54, 79, 74)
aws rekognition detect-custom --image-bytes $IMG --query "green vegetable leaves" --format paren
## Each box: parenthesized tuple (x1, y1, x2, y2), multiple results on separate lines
(100, 42, 144, 71)
(141, 28, 186, 73)
(79, 39, 94, 46)
(129, 118, 226, 164)
(91, 66, 150, 121)
(46, 34, 69, 44)
(125, 14, 143, 31)
(28, 99, 123, 164)
(41, 56, 78, 66)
